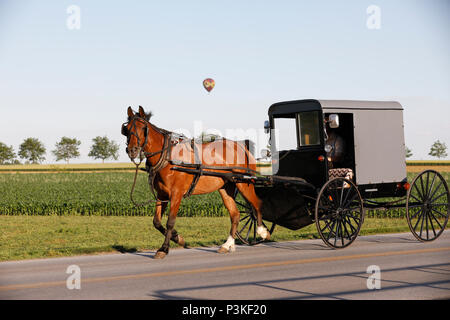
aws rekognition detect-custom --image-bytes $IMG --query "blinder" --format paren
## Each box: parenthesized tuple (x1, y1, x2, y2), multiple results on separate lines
(121, 123, 129, 136)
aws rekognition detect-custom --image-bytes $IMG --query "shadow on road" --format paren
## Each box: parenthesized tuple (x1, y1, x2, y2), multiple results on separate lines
(259, 241, 327, 251)
(358, 234, 418, 244)
(112, 245, 138, 254)
(147, 262, 450, 300)
(117, 232, 444, 259)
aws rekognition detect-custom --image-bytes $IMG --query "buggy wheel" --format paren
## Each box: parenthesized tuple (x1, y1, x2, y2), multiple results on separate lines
(406, 170, 449, 242)
(234, 190, 276, 245)
(315, 177, 364, 249)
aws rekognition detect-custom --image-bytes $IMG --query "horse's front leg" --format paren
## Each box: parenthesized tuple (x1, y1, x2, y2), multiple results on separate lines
(153, 201, 185, 247)
(153, 201, 167, 235)
(154, 194, 183, 259)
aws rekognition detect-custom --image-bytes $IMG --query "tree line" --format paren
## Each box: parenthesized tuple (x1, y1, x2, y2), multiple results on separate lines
(0, 137, 447, 165)
(0, 136, 121, 164)
(405, 140, 448, 160)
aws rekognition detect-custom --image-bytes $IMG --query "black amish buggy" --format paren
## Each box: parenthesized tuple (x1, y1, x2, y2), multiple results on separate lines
(173, 99, 449, 249)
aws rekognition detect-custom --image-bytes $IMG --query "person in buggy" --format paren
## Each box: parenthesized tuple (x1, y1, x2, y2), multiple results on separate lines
(324, 115, 354, 182)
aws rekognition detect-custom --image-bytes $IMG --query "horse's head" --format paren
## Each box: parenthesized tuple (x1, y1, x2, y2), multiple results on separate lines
(121, 106, 152, 161)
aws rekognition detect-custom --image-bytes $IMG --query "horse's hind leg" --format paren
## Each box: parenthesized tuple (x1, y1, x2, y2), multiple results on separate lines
(235, 183, 270, 240)
(153, 201, 186, 248)
(217, 184, 239, 253)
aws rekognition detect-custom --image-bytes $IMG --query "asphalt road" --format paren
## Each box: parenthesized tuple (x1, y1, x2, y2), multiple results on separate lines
(1, 231, 449, 300)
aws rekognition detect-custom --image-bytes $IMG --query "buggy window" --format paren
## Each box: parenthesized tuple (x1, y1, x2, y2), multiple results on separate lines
(273, 116, 297, 150)
(297, 111, 320, 146)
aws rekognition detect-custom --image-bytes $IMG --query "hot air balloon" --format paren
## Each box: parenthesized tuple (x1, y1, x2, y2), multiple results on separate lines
(203, 78, 215, 93)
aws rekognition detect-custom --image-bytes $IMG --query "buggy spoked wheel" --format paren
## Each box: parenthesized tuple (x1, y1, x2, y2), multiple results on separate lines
(315, 177, 364, 249)
(406, 170, 449, 242)
(234, 190, 275, 245)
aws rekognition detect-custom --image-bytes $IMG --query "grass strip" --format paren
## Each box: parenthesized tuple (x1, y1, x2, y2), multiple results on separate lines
(1, 215, 445, 262)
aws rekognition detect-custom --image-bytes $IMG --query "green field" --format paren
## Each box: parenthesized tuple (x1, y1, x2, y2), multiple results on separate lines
(0, 162, 138, 172)
(0, 171, 228, 217)
(0, 171, 448, 217)
(406, 160, 450, 166)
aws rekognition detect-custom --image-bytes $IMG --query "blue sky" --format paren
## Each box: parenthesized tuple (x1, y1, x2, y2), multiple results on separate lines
(0, 0, 449, 162)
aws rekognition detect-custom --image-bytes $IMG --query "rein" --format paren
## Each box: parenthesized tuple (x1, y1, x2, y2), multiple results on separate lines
(124, 116, 172, 206)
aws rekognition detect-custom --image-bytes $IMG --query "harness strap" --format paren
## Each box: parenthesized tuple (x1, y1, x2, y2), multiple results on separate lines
(146, 133, 171, 175)
(183, 164, 202, 198)
(169, 161, 259, 175)
(183, 140, 202, 198)
(146, 134, 172, 202)
(129, 126, 172, 207)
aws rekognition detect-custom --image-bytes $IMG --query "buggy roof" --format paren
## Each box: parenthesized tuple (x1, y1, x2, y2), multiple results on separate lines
(268, 99, 403, 116)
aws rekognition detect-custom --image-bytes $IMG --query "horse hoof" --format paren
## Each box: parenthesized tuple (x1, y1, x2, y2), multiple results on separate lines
(218, 245, 235, 254)
(257, 226, 270, 240)
(154, 251, 167, 259)
(218, 246, 229, 254)
(177, 235, 186, 248)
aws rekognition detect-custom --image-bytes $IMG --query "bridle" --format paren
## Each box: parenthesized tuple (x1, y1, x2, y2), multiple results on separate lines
(121, 116, 171, 166)
(121, 115, 173, 206)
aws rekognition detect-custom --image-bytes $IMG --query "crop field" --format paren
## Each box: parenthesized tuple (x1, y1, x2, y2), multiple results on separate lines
(0, 162, 137, 172)
(0, 170, 448, 218)
(0, 171, 228, 217)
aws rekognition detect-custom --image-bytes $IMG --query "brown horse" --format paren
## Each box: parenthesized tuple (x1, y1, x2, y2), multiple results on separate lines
(122, 106, 270, 259)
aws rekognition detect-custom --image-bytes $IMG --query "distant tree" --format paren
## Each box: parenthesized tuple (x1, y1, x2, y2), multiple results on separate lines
(88, 136, 119, 163)
(428, 140, 448, 159)
(0, 142, 16, 164)
(18, 138, 46, 164)
(405, 146, 413, 159)
(52, 137, 81, 163)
